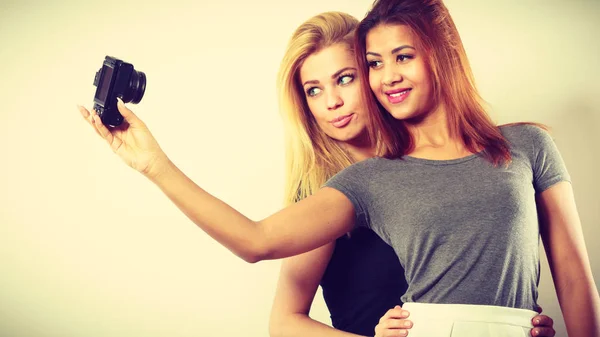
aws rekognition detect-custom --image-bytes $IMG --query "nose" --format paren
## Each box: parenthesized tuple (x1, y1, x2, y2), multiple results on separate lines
(382, 64, 403, 87)
(326, 88, 344, 110)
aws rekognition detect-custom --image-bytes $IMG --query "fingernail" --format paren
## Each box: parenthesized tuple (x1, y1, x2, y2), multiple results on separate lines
(399, 330, 408, 336)
(401, 310, 409, 318)
(117, 97, 124, 105)
(404, 320, 411, 327)
(534, 319, 540, 325)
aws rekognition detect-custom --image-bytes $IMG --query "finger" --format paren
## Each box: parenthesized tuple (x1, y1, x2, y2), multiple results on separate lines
(375, 321, 410, 337)
(78, 105, 104, 138)
(379, 310, 392, 323)
(383, 328, 408, 337)
(383, 318, 413, 330)
(117, 97, 144, 127)
(531, 327, 555, 337)
(388, 308, 409, 319)
(81, 105, 98, 129)
(380, 307, 407, 323)
(89, 111, 103, 138)
(92, 113, 115, 146)
(379, 307, 398, 322)
(532, 315, 554, 328)
(78, 105, 90, 119)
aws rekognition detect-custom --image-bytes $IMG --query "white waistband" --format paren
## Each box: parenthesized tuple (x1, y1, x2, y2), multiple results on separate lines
(402, 303, 537, 328)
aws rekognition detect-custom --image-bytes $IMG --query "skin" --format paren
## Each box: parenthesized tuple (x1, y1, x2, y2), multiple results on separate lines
(77, 38, 561, 336)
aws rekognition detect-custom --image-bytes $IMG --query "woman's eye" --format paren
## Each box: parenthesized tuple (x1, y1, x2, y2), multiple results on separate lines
(397, 54, 413, 62)
(338, 74, 354, 85)
(307, 87, 321, 97)
(368, 60, 382, 69)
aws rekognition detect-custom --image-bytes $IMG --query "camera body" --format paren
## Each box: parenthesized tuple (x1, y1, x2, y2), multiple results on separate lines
(93, 56, 146, 127)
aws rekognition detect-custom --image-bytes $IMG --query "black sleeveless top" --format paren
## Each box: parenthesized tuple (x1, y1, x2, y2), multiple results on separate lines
(320, 227, 408, 336)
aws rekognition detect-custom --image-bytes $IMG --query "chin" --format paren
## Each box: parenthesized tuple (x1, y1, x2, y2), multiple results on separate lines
(334, 133, 359, 143)
(387, 108, 414, 121)
(331, 129, 363, 143)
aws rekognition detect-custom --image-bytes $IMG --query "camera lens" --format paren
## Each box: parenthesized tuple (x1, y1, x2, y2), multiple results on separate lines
(123, 70, 146, 104)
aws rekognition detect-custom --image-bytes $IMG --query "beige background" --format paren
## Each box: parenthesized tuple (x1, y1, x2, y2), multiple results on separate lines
(0, 0, 598, 336)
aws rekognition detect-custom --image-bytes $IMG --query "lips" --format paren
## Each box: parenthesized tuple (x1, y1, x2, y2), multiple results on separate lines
(385, 88, 412, 104)
(330, 114, 354, 128)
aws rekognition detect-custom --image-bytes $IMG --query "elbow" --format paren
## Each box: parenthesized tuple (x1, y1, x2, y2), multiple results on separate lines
(237, 244, 266, 264)
(241, 252, 262, 264)
(238, 225, 271, 264)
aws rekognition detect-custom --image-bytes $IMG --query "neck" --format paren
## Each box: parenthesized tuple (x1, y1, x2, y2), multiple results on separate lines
(405, 104, 472, 159)
(338, 129, 376, 162)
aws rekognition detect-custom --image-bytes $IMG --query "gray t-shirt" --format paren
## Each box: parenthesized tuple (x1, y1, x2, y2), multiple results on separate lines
(324, 124, 570, 310)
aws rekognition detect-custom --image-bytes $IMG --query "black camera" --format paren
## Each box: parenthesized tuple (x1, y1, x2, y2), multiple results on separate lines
(93, 56, 146, 127)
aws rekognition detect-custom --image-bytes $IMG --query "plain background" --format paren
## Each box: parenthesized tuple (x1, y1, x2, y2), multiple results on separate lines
(1, 0, 598, 336)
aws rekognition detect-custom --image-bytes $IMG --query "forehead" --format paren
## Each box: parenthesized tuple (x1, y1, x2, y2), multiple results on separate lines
(300, 43, 355, 83)
(366, 24, 415, 53)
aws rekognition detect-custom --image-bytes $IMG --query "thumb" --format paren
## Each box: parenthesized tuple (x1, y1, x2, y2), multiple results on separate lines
(117, 97, 143, 126)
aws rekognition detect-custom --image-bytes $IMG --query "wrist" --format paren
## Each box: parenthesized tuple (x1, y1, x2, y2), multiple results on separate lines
(145, 154, 174, 183)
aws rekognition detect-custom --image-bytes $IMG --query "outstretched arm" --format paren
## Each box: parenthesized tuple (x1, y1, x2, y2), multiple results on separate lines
(149, 157, 355, 262)
(78, 101, 355, 263)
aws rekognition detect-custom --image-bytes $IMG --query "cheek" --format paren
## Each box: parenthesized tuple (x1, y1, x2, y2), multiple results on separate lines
(412, 63, 431, 91)
(307, 100, 328, 125)
(344, 85, 362, 109)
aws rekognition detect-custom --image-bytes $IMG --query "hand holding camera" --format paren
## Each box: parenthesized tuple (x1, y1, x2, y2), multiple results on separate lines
(92, 56, 146, 127)
(78, 56, 170, 179)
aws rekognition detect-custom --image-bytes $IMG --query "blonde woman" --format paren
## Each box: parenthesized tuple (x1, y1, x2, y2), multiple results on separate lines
(78, 8, 561, 337)
(269, 12, 409, 337)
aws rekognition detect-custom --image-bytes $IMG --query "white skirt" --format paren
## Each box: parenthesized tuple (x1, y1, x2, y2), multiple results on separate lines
(403, 302, 537, 337)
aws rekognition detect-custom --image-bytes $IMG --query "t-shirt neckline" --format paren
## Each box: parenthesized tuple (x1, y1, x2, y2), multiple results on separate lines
(400, 152, 483, 166)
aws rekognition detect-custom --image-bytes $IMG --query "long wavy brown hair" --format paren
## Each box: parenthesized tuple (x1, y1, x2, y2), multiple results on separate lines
(354, 0, 544, 165)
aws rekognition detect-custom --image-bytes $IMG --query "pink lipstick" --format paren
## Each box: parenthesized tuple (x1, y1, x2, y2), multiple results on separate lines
(331, 114, 354, 128)
(385, 88, 411, 104)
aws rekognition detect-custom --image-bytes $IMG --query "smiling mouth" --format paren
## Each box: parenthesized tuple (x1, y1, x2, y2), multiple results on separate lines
(385, 89, 411, 104)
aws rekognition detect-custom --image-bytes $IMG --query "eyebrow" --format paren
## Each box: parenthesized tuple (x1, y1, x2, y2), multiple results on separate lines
(366, 45, 416, 57)
(302, 67, 357, 87)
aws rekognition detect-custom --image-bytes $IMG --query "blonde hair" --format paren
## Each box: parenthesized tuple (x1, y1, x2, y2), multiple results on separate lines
(277, 12, 361, 205)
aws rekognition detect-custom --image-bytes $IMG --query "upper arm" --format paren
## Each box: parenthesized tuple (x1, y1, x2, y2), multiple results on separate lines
(269, 242, 335, 324)
(537, 181, 594, 289)
(257, 187, 356, 260)
(526, 126, 589, 285)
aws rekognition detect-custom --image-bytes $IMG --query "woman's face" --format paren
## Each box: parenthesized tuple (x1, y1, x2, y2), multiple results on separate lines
(299, 43, 368, 143)
(366, 24, 435, 121)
